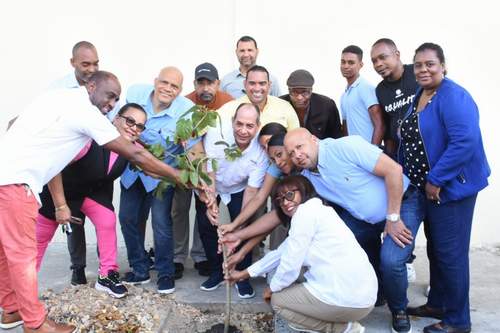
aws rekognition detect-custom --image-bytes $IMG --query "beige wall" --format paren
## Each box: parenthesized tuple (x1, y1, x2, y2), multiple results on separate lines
(1, 0, 498, 245)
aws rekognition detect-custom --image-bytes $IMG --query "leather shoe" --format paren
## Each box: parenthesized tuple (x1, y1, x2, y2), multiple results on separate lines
(23, 318, 76, 333)
(0, 311, 23, 329)
(407, 304, 444, 320)
(423, 322, 471, 333)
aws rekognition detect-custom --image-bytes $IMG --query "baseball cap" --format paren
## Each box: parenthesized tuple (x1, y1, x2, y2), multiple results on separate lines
(195, 62, 219, 81)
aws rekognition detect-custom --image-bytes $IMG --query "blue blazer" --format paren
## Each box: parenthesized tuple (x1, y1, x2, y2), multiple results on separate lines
(399, 77, 490, 203)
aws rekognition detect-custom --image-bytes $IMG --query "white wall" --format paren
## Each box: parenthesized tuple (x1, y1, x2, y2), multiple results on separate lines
(1, 0, 498, 245)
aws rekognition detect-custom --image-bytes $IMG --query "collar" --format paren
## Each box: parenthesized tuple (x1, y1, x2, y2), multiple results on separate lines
(345, 76, 363, 92)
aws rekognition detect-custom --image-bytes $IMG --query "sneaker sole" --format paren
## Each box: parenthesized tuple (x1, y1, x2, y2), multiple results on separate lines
(158, 287, 175, 294)
(122, 278, 150, 285)
(200, 281, 224, 291)
(0, 320, 24, 329)
(95, 282, 127, 298)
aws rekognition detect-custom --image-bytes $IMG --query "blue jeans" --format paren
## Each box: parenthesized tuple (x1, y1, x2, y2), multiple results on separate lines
(119, 179, 175, 280)
(195, 191, 252, 278)
(425, 193, 477, 329)
(380, 185, 425, 313)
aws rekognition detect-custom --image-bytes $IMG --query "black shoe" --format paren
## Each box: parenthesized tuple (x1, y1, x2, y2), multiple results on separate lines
(194, 260, 210, 276)
(122, 271, 150, 285)
(200, 273, 224, 291)
(148, 248, 155, 270)
(423, 322, 470, 333)
(407, 304, 444, 320)
(71, 268, 87, 286)
(174, 263, 184, 280)
(158, 276, 175, 294)
(95, 271, 128, 298)
(392, 310, 411, 333)
(235, 280, 255, 299)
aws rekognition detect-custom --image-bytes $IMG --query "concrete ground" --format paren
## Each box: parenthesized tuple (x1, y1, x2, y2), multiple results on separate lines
(2, 245, 499, 332)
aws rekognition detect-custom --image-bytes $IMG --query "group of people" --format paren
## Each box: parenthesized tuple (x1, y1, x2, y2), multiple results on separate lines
(0, 36, 490, 333)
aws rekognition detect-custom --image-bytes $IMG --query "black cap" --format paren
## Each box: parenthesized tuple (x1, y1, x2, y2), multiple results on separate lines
(195, 62, 219, 81)
(286, 69, 315, 88)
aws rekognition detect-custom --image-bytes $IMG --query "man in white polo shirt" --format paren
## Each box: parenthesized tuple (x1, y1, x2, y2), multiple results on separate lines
(0, 71, 189, 333)
(195, 103, 268, 299)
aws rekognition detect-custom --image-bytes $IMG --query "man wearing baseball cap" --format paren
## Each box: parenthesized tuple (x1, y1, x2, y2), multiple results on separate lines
(185, 62, 233, 110)
(173, 63, 234, 279)
(280, 69, 342, 139)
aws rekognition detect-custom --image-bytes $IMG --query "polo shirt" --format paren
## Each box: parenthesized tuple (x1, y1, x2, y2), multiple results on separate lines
(301, 136, 409, 223)
(221, 69, 281, 99)
(340, 76, 379, 142)
(0, 88, 119, 200)
(120, 84, 197, 192)
(204, 119, 268, 204)
(217, 95, 300, 131)
(185, 90, 234, 110)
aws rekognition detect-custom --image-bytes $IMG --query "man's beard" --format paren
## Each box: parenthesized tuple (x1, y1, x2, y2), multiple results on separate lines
(200, 92, 214, 102)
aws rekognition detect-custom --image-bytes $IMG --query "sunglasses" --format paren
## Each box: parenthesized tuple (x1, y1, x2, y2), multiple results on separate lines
(275, 189, 299, 205)
(119, 115, 146, 132)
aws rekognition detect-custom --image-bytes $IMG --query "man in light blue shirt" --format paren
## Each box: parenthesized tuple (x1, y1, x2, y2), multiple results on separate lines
(340, 45, 385, 145)
(221, 36, 281, 98)
(285, 128, 422, 333)
(119, 66, 203, 295)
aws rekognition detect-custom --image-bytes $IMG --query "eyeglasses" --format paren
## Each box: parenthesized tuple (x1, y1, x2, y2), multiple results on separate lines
(119, 115, 146, 132)
(275, 189, 299, 205)
(289, 89, 312, 98)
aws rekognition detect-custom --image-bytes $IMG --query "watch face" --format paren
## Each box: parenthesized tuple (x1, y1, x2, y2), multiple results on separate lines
(387, 214, 400, 222)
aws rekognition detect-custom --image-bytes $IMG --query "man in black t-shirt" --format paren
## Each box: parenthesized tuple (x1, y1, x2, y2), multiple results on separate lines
(371, 38, 418, 158)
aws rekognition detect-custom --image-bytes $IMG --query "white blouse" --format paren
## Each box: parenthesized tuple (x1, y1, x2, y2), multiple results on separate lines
(247, 197, 377, 308)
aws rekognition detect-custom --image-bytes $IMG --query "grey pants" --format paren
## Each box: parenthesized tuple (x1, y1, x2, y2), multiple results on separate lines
(271, 283, 373, 333)
(171, 186, 206, 263)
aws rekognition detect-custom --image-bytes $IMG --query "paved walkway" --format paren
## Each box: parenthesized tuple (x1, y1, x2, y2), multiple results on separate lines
(2, 245, 499, 332)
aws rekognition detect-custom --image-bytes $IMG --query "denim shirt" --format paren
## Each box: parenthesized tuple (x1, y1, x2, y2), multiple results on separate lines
(120, 84, 197, 192)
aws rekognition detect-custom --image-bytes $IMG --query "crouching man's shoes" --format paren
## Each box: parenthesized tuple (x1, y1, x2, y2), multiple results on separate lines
(0, 311, 23, 329)
(423, 322, 471, 333)
(23, 318, 76, 333)
(407, 304, 444, 320)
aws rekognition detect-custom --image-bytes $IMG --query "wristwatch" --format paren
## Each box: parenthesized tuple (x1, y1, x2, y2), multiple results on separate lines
(386, 213, 400, 222)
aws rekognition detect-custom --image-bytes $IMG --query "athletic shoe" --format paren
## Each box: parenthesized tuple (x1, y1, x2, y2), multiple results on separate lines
(157, 276, 175, 294)
(288, 323, 320, 332)
(194, 260, 210, 276)
(122, 271, 150, 285)
(174, 262, 184, 280)
(200, 273, 224, 291)
(95, 271, 128, 298)
(235, 280, 255, 299)
(346, 322, 365, 333)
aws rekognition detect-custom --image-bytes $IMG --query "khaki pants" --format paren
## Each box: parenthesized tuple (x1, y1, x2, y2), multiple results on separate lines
(271, 283, 373, 333)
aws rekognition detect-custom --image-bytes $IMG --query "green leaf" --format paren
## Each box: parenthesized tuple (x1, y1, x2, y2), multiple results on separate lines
(214, 140, 229, 147)
(211, 159, 218, 171)
(189, 171, 199, 187)
(175, 118, 193, 143)
(179, 169, 190, 184)
(199, 171, 212, 186)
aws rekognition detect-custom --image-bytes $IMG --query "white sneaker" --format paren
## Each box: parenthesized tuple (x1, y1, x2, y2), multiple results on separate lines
(288, 323, 320, 332)
(406, 263, 416, 283)
(424, 285, 430, 297)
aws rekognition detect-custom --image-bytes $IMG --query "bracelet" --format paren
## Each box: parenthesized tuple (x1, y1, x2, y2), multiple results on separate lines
(55, 204, 68, 212)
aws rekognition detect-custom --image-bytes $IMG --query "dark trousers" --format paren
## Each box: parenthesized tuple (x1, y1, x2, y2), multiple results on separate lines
(195, 191, 252, 278)
(425, 193, 477, 329)
(67, 223, 86, 270)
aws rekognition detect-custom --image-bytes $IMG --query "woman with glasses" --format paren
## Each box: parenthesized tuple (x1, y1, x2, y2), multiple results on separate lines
(227, 175, 376, 333)
(35, 103, 147, 298)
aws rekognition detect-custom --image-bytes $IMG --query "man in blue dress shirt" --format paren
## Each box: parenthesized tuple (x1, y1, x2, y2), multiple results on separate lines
(119, 67, 202, 295)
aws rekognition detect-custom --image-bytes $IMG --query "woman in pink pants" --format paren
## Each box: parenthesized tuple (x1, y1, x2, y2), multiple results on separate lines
(36, 103, 146, 298)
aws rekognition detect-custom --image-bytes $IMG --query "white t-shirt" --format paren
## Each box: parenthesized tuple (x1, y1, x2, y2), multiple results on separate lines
(247, 197, 377, 308)
(0, 88, 120, 200)
(203, 119, 268, 204)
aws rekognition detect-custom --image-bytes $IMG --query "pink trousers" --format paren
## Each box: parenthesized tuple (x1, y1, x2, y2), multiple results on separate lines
(0, 184, 46, 328)
(36, 197, 119, 276)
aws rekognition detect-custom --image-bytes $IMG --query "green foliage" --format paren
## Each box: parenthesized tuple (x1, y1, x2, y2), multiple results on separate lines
(141, 104, 240, 199)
